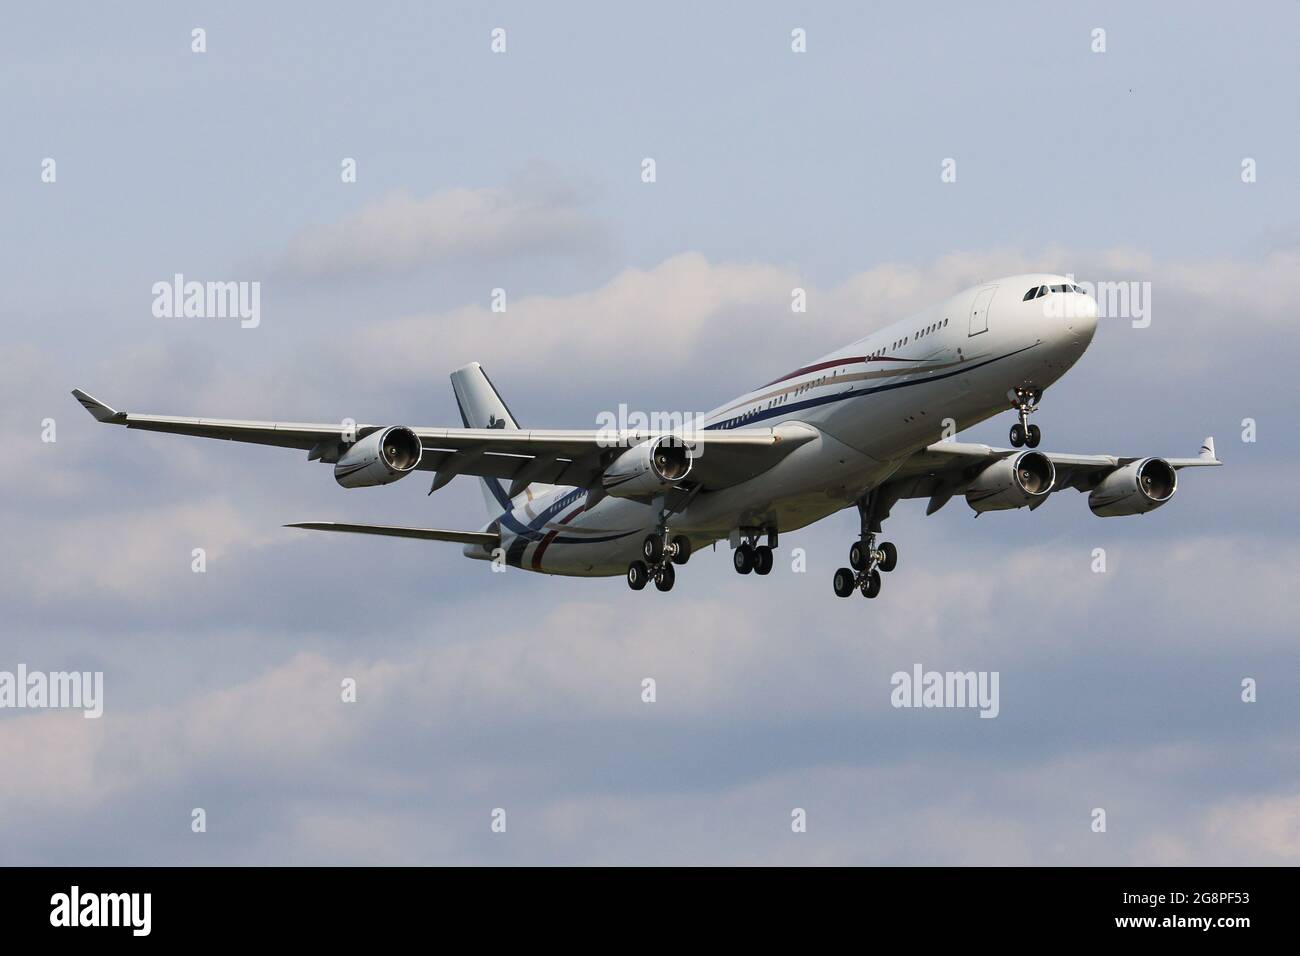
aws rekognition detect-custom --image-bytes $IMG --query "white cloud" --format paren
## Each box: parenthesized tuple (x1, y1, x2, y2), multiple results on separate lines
(278, 183, 603, 276)
(3, 497, 282, 603)
(1201, 792, 1300, 862)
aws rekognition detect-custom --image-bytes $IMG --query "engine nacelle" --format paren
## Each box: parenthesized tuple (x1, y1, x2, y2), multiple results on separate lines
(1088, 457, 1177, 517)
(333, 425, 422, 488)
(601, 436, 693, 499)
(965, 450, 1055, 513)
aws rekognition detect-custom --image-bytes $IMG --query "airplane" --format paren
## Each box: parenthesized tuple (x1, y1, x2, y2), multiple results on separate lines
(72, 273, 1221, 599)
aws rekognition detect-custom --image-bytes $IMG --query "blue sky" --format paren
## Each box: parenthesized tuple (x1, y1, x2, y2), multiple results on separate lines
(2, 1, 1298, 863)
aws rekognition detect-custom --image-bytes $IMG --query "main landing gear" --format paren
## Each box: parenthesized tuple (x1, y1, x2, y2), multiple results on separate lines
(627, 529, 691, 593)
(1007, 386, 1042, 448)
(731, 527, 778, 577)
(833, 534, 898, 599)
(833, 491, 898, 599)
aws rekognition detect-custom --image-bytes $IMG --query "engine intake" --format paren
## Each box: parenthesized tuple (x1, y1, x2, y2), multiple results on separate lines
(1088, 457, 1177, 517)
(333, 425, 422, 488)
(965, 450, 1055, 513)
(601, 436, 693, 500)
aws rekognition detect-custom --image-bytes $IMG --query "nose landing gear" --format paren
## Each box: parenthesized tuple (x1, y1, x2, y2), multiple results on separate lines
(1008, 387, 1042, 448)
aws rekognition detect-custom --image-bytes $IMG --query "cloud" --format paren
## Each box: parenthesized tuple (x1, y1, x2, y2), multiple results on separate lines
(338, 252, 798, 391)
(277, 182, 604, 277)
(1201, 792, 1300, 862)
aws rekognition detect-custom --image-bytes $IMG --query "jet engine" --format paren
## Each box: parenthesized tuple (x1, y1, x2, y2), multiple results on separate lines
(965, 450, 1055, 513)
(1088, 458, 1177, 517)
(601, 437, 693, 499)
(333, 426, 422, 488)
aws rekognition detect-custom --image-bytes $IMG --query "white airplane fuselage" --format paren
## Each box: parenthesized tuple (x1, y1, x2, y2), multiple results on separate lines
(472, 274, 1100, 576)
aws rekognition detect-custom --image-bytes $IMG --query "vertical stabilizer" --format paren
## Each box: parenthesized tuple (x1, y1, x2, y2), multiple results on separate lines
(449, 363, 538, 514)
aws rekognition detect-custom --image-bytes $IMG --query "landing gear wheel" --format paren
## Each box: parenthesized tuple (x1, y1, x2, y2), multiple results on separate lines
(670, 535, 692, 565)
(849, 541, 867, 571)
(833, 567, 856, 597)
(653, 562, 676, 592)
(754, 545, 774, 575)
(1025, 424, 1041, 448)
(860, 569, 882, 599)
(627, 560, 649, 591)
(733, 544, 754, 574)
(878, 541, 898, 573)
(1009, 423, 1026, 448)
(642, 534, 664, 563)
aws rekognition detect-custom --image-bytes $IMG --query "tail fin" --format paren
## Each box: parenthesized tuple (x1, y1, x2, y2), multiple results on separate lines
(449, 363, 543, 515)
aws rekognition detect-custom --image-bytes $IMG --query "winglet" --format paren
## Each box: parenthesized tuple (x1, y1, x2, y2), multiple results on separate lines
(1200, 436, 1217, 461)
(71, 389, 127, 423)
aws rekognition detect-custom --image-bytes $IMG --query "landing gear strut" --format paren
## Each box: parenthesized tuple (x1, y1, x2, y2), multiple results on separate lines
(1007, 386, 1042, 448)
(833, 491, 898, 599)
(628, 495, 692, 592)
(631, 531, 689, 591)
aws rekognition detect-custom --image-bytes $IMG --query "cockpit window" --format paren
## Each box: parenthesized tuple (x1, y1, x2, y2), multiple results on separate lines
(1024, 283, 1093, 299)
(1029, 284, 1093, 299)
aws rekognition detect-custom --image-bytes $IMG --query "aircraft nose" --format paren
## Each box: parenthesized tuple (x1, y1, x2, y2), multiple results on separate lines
(1070, 290, 1099, 344)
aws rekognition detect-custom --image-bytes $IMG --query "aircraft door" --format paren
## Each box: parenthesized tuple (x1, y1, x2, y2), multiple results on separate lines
(968, 286, 996, 336)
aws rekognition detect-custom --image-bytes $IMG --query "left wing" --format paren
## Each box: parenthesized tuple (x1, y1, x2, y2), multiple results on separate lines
(880, 436, 1221, 516)
(71, 389, 817, 494)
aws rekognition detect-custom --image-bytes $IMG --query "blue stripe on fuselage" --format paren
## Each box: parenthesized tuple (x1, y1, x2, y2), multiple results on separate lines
(705, 343, 1036, 431)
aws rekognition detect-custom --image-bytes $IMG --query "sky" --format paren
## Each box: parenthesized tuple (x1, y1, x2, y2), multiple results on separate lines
(1, 0, 1298, 864)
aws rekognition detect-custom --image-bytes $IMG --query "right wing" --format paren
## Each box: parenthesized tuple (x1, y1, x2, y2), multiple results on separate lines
(72, 389, 817, 495)
(878, 436, 1222, 516)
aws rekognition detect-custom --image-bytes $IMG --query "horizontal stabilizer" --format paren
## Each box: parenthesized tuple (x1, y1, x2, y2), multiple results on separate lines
(285, 522, 498, 547)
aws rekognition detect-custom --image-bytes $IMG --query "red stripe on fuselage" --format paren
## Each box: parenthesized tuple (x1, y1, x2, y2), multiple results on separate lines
(530, 504, 587, 570)
(761, 354, 919, 388)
